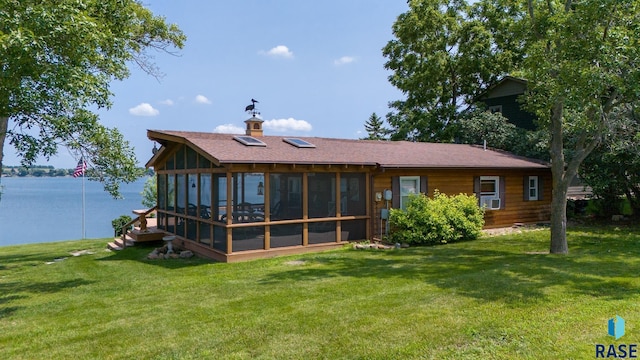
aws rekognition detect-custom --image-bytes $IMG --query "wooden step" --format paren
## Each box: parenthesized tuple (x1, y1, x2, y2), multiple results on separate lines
(106, 236, 135, 251)
(128, 227, 166, 242)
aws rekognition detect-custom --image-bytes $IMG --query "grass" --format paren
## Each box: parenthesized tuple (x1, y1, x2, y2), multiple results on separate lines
(1, 225, 640, 359)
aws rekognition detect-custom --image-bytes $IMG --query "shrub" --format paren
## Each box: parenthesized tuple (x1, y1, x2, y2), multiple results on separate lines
(112, 215, 133, 237)
(389, 191, 484, 245)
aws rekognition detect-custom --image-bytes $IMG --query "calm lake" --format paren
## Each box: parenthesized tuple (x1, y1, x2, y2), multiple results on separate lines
(0, 177, 147, 246)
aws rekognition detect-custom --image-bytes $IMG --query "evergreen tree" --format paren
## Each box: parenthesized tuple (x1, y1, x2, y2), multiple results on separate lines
(362, 113, 388, 140)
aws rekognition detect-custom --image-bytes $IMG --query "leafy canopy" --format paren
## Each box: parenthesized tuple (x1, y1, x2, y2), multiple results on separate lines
(0, 0, 185, 198)
(383, 0, 640, 253)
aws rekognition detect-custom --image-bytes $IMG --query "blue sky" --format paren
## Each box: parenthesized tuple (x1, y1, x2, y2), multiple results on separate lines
(6, 1, 409, 168)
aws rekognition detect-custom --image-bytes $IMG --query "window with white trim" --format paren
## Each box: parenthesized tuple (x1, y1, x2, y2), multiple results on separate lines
(399, 176, 420, 210)
(480, 176, 501, 210)
(528, 176, 539, 201)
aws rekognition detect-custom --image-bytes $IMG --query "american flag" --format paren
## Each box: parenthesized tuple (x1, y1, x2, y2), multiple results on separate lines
(73, 158, 87, 178)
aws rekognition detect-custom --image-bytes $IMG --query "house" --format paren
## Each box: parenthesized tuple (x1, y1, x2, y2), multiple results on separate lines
(475, 76, 537, 130)
(145, 116, 551, 262)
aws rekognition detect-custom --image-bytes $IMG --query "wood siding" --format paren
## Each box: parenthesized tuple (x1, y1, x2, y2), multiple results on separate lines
(371, 169, 552, 237)
(482, 95, 537, 131)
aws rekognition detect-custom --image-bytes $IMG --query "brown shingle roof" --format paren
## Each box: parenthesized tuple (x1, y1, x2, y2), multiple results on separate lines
(147, 130, 549, 169)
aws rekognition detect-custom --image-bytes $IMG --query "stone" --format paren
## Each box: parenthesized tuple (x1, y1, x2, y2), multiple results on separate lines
(169, 253, 180, 259)
(179, 250, 194, 258)
(612, 215, 625, 222)
(147, 253, 159, 260)
(401, 243, 410, 248)
(354, 244, 366, 249)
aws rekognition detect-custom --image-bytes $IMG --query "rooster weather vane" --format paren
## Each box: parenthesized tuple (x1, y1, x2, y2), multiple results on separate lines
(245, 98, 260, 117)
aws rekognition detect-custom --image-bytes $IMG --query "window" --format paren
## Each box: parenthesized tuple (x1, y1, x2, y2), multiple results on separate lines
(340, 173, 366, 216)
(233, 135, 267, 146)
(522, 176, 542, 201)
(480, 176, 501, 210)
(271, 173, 303, 220)
(283, 138, 316, 148)
(308, 173, 336, 218)
(400, 176, 420, 210)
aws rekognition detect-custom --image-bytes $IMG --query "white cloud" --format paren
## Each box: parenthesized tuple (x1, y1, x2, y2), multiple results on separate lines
(263, 118, 312, 132)
(129, 103, 159, 117)
(334, 56, 356, 66)
(260, 45, 294, 59)
(195, 95, 211, 104)
(159, 99, 174, 106)
(213, 124, 245, 134)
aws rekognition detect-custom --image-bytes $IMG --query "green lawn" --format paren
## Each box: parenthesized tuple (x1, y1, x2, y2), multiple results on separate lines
(1, 226, 639, 359)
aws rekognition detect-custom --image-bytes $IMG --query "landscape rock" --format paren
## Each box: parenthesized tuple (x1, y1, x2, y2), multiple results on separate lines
(179, 250, 194, 258)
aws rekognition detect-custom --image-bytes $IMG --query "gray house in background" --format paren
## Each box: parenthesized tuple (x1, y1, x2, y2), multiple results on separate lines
(475, 76, 537, 131)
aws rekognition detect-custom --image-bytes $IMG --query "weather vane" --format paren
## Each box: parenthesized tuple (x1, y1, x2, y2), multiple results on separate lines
(245, 98, 260, 117)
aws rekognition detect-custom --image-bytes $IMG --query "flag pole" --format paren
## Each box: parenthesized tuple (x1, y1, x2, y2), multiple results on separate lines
(82, 166, 86, 239)
(74, 157, 87, 239)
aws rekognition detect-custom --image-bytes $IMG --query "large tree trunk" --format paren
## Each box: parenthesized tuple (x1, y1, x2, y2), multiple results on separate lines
(549, 101, 569, 254)
(0, 116, 8, 202)
(550, 177, 569, 254)
(548, 99, 602, 254)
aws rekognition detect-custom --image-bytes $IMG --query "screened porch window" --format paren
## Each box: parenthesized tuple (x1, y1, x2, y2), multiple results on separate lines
(226, 173, 265, 224)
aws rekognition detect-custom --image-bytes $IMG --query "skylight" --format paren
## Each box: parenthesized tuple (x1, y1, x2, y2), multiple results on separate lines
(283, 138, 316, 148)
(233, 135, 267, 147)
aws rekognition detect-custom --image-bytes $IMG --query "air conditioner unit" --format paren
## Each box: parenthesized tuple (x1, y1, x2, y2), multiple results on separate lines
(480, 196, 501, 210)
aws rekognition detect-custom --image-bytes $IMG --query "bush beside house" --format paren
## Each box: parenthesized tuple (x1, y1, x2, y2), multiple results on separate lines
(389, 191, 484, 245)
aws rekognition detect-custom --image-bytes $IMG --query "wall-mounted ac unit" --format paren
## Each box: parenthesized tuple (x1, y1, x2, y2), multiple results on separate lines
(480, 196, 501, 210)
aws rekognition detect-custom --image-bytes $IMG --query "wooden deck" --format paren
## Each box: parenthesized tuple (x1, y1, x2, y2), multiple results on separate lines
(107, 216, 166, 251)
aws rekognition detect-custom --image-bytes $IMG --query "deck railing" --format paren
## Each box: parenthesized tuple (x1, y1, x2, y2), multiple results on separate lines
(120, 206, 158, 247)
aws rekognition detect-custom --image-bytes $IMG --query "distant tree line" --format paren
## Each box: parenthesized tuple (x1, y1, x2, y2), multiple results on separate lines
(2, 165, 153, 178)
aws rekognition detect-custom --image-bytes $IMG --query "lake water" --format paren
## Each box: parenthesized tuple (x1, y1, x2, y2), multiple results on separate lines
(0, 177, 147, 246)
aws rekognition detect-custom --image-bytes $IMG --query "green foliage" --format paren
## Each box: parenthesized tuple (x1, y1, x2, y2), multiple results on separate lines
(0, 0, 185, 199)
(362, 112, 388, 140)
(111, 215, 133, 236)
(389, 191, 484, 245)
(457, 109, 550, 160)
(580, 105, 640, 217)
(382, 0, 512, 142)
(383, 0, 640, 253)
(458, 110, 518, 148)
(140, 175, 157, 209)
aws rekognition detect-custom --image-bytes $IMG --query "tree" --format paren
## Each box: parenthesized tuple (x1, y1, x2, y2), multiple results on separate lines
(141, 175, 157, 209)
(0, 0, 185, 199)
(383, 0, 640, 253)
(362, 112, 388, 140)
(382, 0, 514, 142)
(580, 105, 640, 217)
(457, 109, 549, 160)
(457, 110, 518, 150)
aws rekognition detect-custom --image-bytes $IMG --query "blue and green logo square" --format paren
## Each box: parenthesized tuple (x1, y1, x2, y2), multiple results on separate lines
(608, 315, 625, 340)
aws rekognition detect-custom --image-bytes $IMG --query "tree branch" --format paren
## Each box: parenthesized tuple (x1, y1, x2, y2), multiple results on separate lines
(564, 0, 572, 12)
